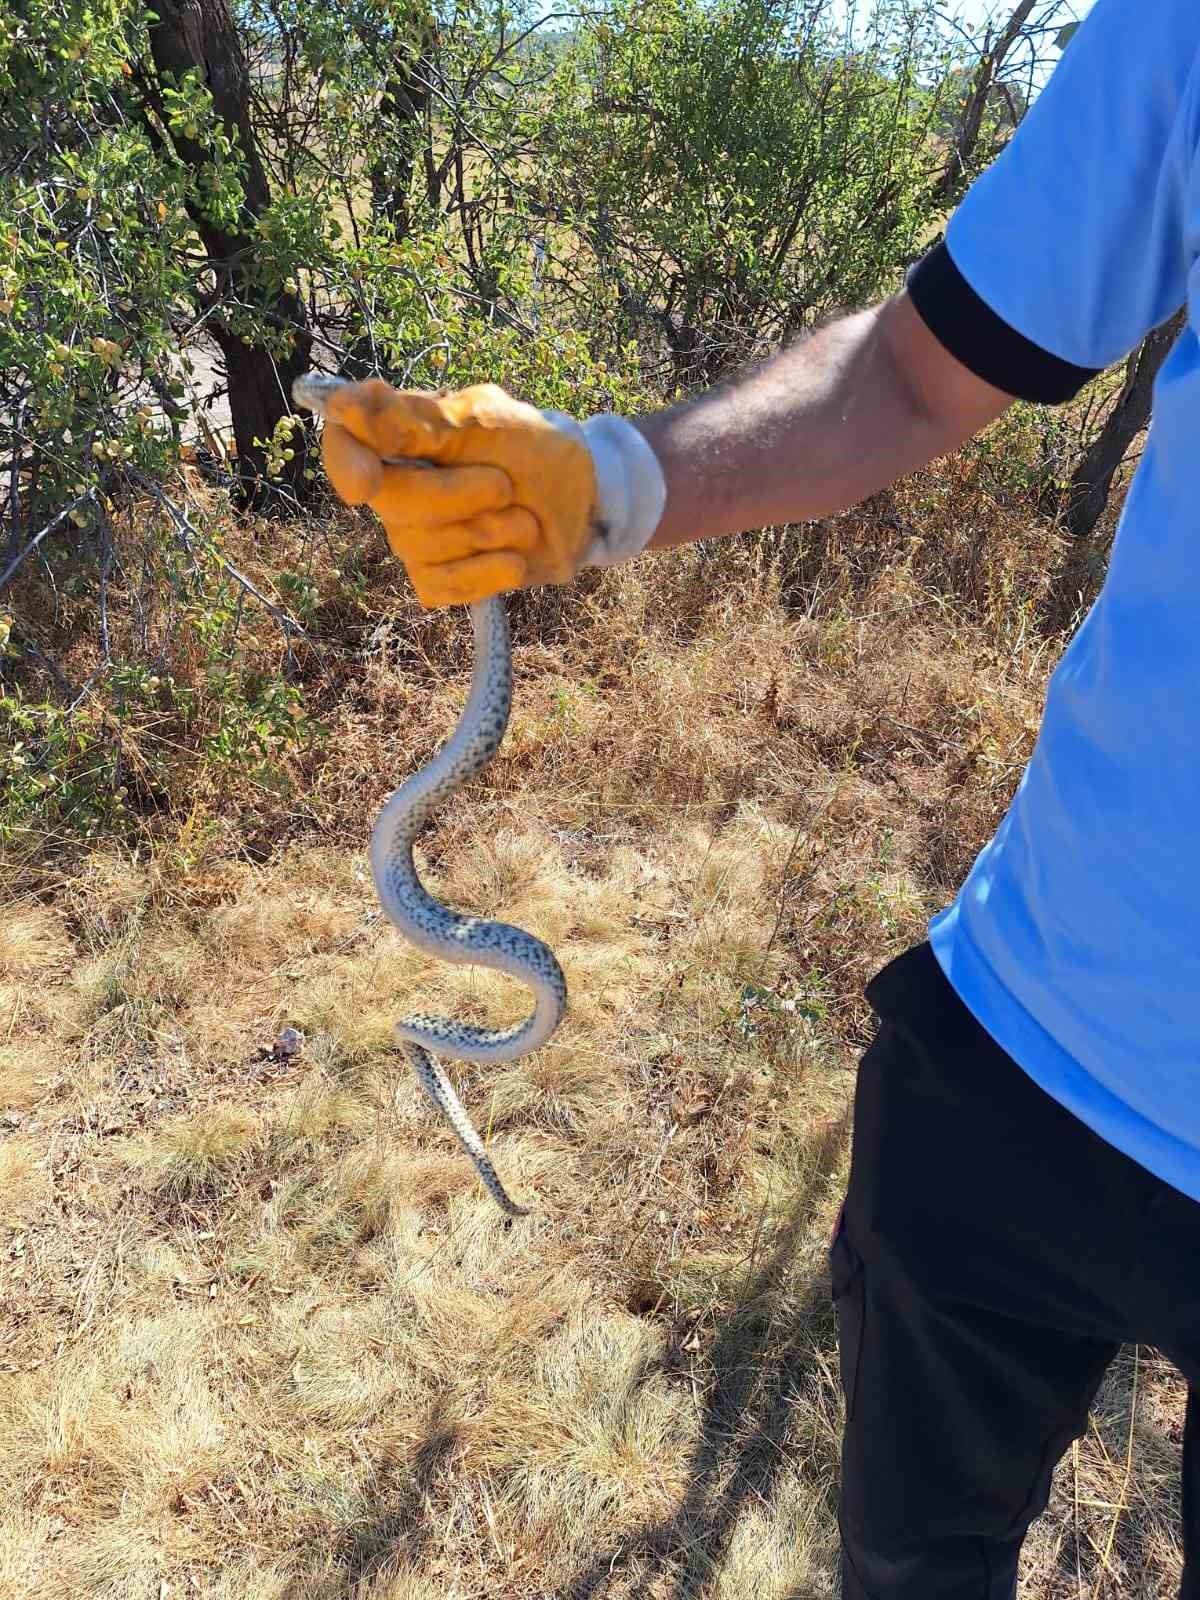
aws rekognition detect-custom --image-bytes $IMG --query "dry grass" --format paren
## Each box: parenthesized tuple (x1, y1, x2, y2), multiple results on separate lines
(0, 456, 1185, 1598)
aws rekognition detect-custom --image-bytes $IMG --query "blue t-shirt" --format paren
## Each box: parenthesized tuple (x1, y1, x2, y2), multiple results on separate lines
(909, 0, 1200, 1203)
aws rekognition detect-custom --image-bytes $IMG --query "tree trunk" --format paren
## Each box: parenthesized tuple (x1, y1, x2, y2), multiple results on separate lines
(369, 25, 435, 236)
(1048, 306, 1186, 613)
(336, 19, 436, 378)
(1059, 307, 1186, 543)
(931, 0, 1037, 207)
(143, 0, 312, 502)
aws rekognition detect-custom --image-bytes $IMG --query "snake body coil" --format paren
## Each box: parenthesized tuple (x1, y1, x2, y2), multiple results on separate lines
(372, 596, 566, 1214)
(292, 373, 566, 1215)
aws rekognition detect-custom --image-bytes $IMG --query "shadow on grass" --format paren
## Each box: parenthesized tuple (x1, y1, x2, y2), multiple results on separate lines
(560, 1105, 851, 1600)
(1035, 1344, 1188, 1600)
(284, 1105, 851, 1600)
(283, 1396, 462, 1599)
(556, 1146, 1189, 1600)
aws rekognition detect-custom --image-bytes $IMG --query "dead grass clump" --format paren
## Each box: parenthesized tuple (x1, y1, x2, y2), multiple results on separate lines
(0, 1042, 49, 1114)
(708, 1491, 839, 1598)
(370, 1147, 479, 1213)
(208, 882, 362, 967)
(132, 931, 208, 1010)
(483, 1307, 690, 1484)
(484, 1047, 624, 1137)
(285, 1303, 403, 1428)
(72, 933, 143, 1021)
(283, 1147, 398, 1262)
(3, 1358, 144, 1524)
(143, 1105, 260, 1198)
(270, 1083, 371, 1154)
(341, 1009, 403, 1064)
(0, 1134, 50, 1223)
(62, 847, 148, 926)
(438, 824, 564, 913)
(0, 902, 72, 978)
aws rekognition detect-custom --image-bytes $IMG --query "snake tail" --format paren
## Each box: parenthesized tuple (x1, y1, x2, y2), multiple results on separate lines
(402, 1041, 530, 1217)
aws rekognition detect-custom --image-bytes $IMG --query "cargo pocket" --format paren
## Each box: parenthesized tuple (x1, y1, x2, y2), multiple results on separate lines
(830, 1223, 866, 1422)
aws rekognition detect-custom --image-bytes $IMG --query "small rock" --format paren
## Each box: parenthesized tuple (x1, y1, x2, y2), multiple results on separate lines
(272, 1027, 305, 1060)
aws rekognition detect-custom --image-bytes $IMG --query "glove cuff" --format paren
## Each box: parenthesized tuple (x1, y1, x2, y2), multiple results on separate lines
(542, 411, 666, 569)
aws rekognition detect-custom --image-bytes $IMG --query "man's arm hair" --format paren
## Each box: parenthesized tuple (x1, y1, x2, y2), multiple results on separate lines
(639, 292, 1013, 551)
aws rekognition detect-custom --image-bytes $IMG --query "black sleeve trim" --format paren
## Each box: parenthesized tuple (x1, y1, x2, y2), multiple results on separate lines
(906, 241, 1100, 405)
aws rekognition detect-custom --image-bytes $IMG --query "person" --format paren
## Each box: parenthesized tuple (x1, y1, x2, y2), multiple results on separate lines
(313, 0, 1200, 1592)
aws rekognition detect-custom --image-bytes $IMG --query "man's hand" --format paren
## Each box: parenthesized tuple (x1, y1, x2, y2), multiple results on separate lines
(320, 380, 597, 608)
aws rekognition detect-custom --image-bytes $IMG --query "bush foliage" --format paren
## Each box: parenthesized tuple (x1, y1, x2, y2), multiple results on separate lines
(1, 0, 1089, 851)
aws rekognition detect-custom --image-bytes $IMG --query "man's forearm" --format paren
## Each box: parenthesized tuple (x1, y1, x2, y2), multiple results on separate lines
(637, 293, 1012, 550)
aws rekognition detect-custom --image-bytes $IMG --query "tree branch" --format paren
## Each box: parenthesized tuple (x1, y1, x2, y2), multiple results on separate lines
(0, 493, 94, 594)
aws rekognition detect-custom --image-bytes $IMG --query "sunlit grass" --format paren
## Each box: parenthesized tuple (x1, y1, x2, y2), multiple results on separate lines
(0, 497, 1182, 1598)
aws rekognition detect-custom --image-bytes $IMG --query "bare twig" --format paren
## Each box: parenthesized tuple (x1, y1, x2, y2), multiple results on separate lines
(97, 509, 114, 664)
(8, 626, 81, 702)
(0, 493, 94, 594)
(131, 472, 323, 670)
(1093, 1347, 1140, 1596)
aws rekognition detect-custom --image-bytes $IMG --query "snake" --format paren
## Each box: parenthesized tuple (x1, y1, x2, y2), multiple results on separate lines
(293, 373, 567, 1216)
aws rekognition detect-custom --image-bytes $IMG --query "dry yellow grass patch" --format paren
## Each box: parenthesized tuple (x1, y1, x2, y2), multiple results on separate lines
(0, 506, 1184, 1598)
(140, 1105, 262, 1198)
(0, 1133, 50, 1223)
(0, 902, 72, 979)
(0, 1040, 50, 1114)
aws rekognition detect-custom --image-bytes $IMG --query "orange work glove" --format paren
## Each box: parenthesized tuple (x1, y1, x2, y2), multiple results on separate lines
(293, 375, 666, 609)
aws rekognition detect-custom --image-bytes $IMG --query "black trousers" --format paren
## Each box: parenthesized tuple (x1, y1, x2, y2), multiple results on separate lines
(835, 942, 1200, 1600)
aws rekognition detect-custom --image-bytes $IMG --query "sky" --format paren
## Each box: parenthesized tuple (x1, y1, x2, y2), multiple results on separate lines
(823, 0, 1098, 90)
(530, 0, 1100, 87)
(533, 0, 1099, 54)
(831, 0, 1095, 32)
